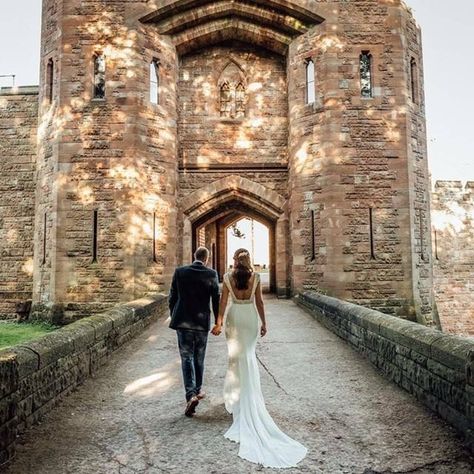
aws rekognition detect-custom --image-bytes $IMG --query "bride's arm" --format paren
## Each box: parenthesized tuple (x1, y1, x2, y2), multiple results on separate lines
(255, 280, 267, 337)
(211, 284, 228, 336)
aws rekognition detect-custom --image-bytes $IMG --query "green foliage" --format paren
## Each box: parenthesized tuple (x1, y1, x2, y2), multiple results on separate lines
(0, 322, 58, 350)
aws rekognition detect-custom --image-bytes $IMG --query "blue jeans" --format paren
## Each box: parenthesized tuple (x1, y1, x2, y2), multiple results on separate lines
(176, 329, 208, 401)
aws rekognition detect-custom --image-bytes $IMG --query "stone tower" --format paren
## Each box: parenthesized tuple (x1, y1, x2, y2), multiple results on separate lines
(29, 0, 434, 324)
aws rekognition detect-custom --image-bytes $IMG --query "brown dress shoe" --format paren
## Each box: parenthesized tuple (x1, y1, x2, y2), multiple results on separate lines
(185, 396, 199, 417)
(196, 391, 206, 400)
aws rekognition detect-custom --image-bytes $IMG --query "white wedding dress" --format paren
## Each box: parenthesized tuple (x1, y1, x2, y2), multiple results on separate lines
(222, 272, 307, 468)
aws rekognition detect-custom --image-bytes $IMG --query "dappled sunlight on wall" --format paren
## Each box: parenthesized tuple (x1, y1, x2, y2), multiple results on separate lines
(178, 45, 288, 168)
(432, 182, 474, 336)
(0, 0, 437, 326)
(0, 88, 38, 317)
(30, 0, 179, 321)
(286, 1, 433, 322)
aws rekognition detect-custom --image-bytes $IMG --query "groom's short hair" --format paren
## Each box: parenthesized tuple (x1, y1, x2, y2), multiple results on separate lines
(194, 247, 209, 262)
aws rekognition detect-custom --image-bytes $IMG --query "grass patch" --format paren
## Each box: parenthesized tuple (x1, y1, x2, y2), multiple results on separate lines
(0, 321, 58, 350)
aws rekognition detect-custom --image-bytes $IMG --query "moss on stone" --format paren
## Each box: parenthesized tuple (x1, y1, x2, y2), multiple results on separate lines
(0, 322, 57, 350)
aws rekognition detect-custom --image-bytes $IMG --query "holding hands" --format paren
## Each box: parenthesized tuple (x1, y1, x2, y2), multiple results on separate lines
(211, 324, 222, 336)
(212, 324, 267, 337)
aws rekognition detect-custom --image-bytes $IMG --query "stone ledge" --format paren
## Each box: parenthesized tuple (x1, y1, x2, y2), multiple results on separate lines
(0, 294, 168, 467)
(0, 86, 39, 96)
(296, 291, 474, 453)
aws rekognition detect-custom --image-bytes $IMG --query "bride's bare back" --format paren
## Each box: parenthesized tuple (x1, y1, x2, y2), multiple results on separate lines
(227, 273, 258, 301)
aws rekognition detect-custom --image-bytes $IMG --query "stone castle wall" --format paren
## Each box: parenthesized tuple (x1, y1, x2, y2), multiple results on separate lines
(432, 181, 474, 337)
(31, 0, 179, 323)
(0, 0, 457, 327)
(176, 44, 289, 201)
(177, 44, 288, 169)
(286, 1, 434, 323)
(176, 43, 290, 270)
(0, 87, 38, 318)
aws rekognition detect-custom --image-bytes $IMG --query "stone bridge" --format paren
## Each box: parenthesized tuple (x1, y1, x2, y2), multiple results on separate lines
(1, 296, 473, 473)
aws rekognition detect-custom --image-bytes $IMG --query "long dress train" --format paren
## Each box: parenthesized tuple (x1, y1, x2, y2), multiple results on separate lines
(223, 272, 307, 468)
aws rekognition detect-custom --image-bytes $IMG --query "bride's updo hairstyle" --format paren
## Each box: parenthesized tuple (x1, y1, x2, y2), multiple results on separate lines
(232, 248, 254, 290)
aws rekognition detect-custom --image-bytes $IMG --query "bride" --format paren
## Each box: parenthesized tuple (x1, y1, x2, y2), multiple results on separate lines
(211, 248, 307, 468)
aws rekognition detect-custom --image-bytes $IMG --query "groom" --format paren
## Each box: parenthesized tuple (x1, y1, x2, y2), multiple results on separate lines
(169, 246, 220, 417)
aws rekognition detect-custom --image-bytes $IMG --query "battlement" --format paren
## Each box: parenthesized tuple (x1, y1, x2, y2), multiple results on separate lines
(434, 180, 474, 192)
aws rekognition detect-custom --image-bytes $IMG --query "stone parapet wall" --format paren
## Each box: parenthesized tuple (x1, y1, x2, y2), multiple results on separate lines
(296, 291, 474, 452)
(432, 181, 474, 337)
(0, 294, 168, 466)
(0, 87, 39, 319)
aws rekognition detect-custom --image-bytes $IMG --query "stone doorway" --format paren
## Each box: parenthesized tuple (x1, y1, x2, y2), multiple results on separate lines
(180, 176, 289, 297)
(192, 202, 275, 293)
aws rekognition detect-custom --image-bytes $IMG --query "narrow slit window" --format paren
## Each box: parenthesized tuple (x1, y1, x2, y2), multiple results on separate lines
(42, 213, 47, 265)
(369, 208, 376, 260)
(92, 210, 98, 263)
(360, 51, 373, 98)
(419, 211, 425, 261)
(152, 212, 157, 263)
(311, 210, 316, 261)
(306, 59, 315, 105)
(150, 60, 159, 105)
(46, 58, 54, 104)
(434, 229, 439, 261)
(93, 54, 106, 99)
(410, 57, 418, 104)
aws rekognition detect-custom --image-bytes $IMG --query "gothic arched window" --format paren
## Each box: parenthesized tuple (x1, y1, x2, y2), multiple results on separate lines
(360, 51, 373, 98)
(410, 57, 418, 104)
(305, 59, 315, 104)
(93, 53, 106, 99)
(235, 82, 246, 118)
(220, 82, 233, 117)
(150, 59, 159, 105)
(46, 58, 54, 104)
(218, 61, 247, 119)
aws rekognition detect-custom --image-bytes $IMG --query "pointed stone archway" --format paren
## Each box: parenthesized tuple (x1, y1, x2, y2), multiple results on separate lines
(180, 176, 289, 297)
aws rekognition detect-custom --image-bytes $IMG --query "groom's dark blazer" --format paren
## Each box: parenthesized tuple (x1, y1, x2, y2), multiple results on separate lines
(168, 261, 220, 332)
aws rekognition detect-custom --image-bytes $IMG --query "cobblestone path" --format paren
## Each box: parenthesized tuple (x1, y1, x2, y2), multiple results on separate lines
(5, 299, 474, 474)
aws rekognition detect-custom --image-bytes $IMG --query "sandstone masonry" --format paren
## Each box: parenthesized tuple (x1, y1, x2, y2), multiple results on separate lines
(432, 181, 474, 337)
(0, 0, 444, 326)
(0, 294, 168, 465)
(0, 87, 38, 318)
(296, 291, 474, 452)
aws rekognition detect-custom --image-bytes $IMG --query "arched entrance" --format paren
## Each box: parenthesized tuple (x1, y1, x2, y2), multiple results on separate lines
(181, 177, 289, 297)
(226, 217, 270, 289)
(192, 200, 276, 292)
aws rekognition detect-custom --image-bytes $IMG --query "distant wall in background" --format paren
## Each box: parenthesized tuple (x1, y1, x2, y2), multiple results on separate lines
(432, 181, 474, 337)
(0, 87, 38, 319)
